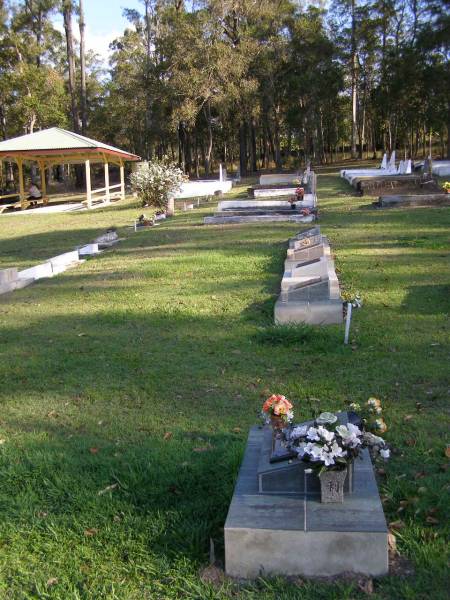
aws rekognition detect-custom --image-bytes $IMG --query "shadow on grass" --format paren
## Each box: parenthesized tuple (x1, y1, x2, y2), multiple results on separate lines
(401, 284, 450, 314)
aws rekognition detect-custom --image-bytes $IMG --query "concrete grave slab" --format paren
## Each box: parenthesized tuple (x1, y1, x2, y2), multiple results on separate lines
(225, 427, 388, 579)
(259, 173, 300, 185)
(284, 239, 331, 269)
(204, 214, 315, 225)
(253, 187, 297, 198)
(78, 243, 100, 257)
(49, 250, 80, 271)
(274, 280, 343, 325)
(18, 262, 54, 281)
(281, 257, 339, 296)
(288, 233, 323, 251)
(0, 268, 18, 284)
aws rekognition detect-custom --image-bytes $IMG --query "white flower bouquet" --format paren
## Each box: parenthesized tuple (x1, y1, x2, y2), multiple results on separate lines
(284, 409, 389, 474)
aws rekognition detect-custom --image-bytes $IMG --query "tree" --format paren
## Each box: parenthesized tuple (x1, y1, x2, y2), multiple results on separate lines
(62, 0, 78, 132)
(78, 0, 87, 133)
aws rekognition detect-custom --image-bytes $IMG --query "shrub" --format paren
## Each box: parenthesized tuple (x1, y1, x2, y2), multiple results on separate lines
(130, 159, 186, 210)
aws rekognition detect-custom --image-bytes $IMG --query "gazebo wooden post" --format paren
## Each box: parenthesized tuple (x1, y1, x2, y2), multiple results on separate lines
(38, 160, 48, 205)
(85, 159, 92, 208)
(104, 160, 110, 203)
(17, 158, 26, 210)
(120, 160, 125, 200)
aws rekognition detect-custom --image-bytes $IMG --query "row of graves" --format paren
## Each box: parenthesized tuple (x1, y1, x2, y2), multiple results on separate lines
(0, 230, 119, 296)
(274, 227, 343, 326)
(204, 168, 317, 225)
(341, 153, 450, 208)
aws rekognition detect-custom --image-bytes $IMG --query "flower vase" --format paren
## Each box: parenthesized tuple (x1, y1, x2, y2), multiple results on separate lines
(270, 414, 286, 433)
(319, 467, 348, 503)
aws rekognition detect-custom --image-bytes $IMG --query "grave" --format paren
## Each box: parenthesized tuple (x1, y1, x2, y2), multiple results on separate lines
(225, 414, 389, 579)
(259, 173, 300, 185)
(204, 213, 315, 225)
(78, 243, 100, 257)
(274, 228, 343, 325)
(0, 268, 33, 295)
(284, 238, 331, 270)
(373, 193, 450, 208)
(204, 174, 317, 225)
(94, 230, 119, 249)
(253, 186, 297, 198)
(281, 257, 340, 297)
(275, 280, 343, 325)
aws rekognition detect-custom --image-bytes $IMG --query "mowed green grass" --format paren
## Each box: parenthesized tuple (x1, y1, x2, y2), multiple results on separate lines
(0, 167, 449, 599)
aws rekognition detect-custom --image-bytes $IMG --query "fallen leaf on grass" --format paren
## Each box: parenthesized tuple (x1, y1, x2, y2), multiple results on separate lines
(193, 445, 213, 452)
(426, 516, 439, 525)
(89, 447, 99, 454)
(232, 427, 242, 433)
(168, 484, 181, 495)
(445, 446, 450, 458)
(357, 577, 374, 595)
(406, 438, 416, 447)
(414, 471, 426, 479)
(199, 565, 225, 586)
(77, 333, 86, 337)
(46, 578, 58, 587)
(47, 410, 58, 418)
(163, 432, 173, 441)
(389, 520, 405, 531)
(84, 528, 98, 537)
(97, 483, 118, 496)
(0, 439, 5, 445)
(403, 415, 413, 421)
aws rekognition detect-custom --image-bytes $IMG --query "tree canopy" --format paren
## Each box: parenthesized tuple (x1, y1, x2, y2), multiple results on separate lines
(0, 0, 448, 175)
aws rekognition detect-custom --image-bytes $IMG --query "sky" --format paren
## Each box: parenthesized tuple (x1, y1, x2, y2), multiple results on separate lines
(54, 0, 143, 64)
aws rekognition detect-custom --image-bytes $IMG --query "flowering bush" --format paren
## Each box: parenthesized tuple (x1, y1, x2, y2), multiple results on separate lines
(284, 408, 389, 474)
(262, 394, 294, 425)
(130, 159, 186, 210)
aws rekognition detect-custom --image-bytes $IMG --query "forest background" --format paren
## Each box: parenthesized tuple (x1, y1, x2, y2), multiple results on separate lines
(0, 0, 449, 178)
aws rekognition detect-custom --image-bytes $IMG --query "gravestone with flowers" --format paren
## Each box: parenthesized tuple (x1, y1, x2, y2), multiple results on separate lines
(224, 396, 390, 578)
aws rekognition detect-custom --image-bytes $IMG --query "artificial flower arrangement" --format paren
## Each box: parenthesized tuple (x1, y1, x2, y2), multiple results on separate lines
(442, 181, 450, 193)
(261, 394, 294, 429)
(295, 187, 305, 199)
(283, 398, 390, 474)
(349, 397, 388, 434)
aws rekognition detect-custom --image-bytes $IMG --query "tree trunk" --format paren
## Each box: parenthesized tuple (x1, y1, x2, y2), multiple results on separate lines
(63, 1, 78, 133)
(447, 106, 450, 159)
(239, 120, 248, 176)
(350, 0, 358, 159)
(250, 120, 257, 173)
(273, 105, 282, 170)
(203, 101, 213, 176)
(79, 0, 87, 134)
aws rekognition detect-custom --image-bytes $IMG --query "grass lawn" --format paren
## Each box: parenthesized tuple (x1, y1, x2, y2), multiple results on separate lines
(0, 165, 449, 599)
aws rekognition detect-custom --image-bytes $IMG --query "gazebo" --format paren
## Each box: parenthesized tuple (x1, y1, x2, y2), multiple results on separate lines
(0, 127, 140, 210)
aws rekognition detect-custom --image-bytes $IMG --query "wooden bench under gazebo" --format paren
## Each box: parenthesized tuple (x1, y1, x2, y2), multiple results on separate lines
(0, 128, 139, 211)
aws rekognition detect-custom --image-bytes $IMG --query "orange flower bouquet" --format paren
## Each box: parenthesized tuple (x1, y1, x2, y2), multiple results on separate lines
(262, 394, 294, 430)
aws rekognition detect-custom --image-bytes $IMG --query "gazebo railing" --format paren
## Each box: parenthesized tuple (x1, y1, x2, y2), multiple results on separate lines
(83, 183, 122, 206)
